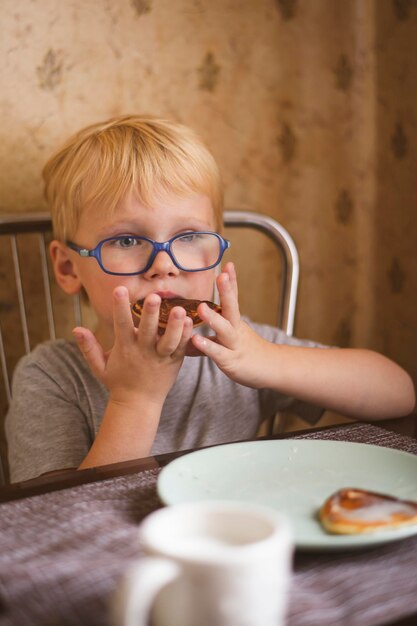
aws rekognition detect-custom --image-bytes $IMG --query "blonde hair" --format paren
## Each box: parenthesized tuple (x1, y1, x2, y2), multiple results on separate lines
(43, 114, 224, 240)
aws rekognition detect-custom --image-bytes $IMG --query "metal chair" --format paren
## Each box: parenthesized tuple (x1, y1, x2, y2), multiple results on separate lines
(0, 211, 299, 484)
(223, 210, 298, 336)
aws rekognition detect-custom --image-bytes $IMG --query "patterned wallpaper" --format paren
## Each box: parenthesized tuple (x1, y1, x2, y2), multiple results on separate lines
(1, 0, 416, 421)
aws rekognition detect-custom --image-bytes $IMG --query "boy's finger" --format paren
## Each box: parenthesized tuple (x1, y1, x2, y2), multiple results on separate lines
(223, 262, 238, 298)
(112, 286, 136, 344)
(216, 271, 240, 327)
(197, 302, 237, 348)
(136, 293, 161, 345)
(72, 327, 106, 377)
(157, 307, 188, 355)
(185, 333, 219, 356)
(175, 316, 194, 355)
(191, 333, 228, 364)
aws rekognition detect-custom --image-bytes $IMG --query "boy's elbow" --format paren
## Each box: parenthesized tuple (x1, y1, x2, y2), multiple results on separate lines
(374, 353, 415, 417)
(406, 377, 416, 415)
(398, 371, 416, 416)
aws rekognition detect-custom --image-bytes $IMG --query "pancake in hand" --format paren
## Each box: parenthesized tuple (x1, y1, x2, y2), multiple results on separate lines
(132, 297, 221, 329)
(319, 487, 417, 535)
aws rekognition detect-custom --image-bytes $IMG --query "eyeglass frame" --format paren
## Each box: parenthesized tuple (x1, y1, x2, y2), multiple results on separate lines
(65, 231, 231, 276)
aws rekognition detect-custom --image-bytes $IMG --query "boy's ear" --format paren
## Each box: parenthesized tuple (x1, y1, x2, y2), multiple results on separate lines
(49, 240, 82, 295)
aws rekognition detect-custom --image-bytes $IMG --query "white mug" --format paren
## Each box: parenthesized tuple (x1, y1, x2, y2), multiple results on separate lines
(113, 501, 293, 626)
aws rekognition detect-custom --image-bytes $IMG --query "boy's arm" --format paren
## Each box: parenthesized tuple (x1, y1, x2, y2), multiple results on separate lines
(192, 263, 415, 420)
(77, 394, 164, 469)
(75, 287, 193, 469)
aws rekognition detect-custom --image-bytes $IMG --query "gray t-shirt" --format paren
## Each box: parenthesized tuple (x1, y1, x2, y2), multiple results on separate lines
(6, 320, 325, 482)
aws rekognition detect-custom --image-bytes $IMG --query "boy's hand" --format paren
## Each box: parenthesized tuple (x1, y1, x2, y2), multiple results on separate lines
(73, 287, 193, 407)
(191, 262, 271, 388)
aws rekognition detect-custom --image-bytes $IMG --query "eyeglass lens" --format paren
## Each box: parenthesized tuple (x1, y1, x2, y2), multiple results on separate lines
(100, 233, 222, 273)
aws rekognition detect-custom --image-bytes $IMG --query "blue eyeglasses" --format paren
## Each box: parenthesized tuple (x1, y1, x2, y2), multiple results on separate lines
(65, 231, 231, 276)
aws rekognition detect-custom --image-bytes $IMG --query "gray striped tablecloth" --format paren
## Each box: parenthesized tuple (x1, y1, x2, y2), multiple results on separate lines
(0, 422, 416, 626)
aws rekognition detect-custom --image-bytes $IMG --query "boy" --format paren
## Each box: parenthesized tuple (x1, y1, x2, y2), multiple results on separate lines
(5, 115, 415, 482)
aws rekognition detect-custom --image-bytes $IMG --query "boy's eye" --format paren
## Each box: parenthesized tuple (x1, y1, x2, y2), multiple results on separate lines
(113, 236, 141, 248)
(178, 232, 201, 243)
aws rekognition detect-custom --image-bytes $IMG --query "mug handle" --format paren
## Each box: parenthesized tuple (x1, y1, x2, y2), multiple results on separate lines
(113, 558, 180, 626)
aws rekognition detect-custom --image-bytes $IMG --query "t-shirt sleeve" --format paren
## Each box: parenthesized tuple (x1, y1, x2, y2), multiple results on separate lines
(246, 319, 332, 425)
(5, 353, 92, 483)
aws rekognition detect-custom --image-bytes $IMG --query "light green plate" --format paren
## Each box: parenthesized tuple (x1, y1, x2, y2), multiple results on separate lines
(157, 440, 417, 551)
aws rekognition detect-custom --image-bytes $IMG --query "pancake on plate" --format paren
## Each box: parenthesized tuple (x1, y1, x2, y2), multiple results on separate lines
(319, 487, 417, 534)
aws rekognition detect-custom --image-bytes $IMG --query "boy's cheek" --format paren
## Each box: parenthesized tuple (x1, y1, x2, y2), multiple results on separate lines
(189, 271, 217, 301)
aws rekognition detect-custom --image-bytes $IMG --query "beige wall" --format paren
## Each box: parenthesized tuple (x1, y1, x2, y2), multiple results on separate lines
(1, 1, 416, 415)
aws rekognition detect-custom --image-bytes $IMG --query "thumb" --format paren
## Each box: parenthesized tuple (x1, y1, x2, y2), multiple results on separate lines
(185, 334, 220, 357)
(72, 327, 106, 378)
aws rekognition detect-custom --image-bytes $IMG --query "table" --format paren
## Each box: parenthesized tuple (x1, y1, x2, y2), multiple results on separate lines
(0, 421, 416, 626)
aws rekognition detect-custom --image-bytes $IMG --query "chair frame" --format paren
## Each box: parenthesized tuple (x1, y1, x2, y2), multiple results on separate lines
(0, 213, 83, 405)
(0, 210, 299, 484)
(223, 210, 299, 336)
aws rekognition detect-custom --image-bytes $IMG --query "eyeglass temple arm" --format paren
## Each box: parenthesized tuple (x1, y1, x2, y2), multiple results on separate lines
(65, 241, 90, 257)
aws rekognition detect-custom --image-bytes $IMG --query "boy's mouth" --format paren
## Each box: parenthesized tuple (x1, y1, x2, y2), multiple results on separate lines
(154, 291, 182, 300)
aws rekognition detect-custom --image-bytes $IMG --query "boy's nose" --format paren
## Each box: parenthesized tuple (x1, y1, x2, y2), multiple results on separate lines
(143, 250, 180, 278)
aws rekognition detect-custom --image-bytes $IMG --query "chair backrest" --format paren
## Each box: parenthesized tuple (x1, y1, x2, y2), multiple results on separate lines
(0, 210, 299, 484)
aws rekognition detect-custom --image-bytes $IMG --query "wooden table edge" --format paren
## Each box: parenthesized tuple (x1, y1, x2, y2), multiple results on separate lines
(0, 419, 410, 503)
